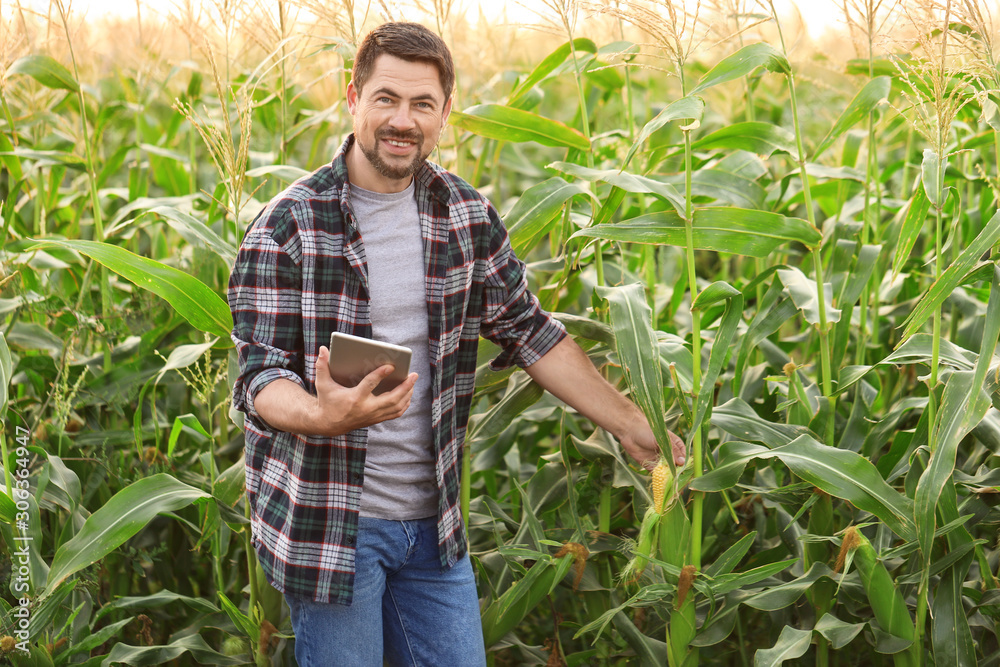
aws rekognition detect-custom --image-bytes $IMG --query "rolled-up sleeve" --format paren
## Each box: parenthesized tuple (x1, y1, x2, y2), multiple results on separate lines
(228, 221, 306, 425)
(479, 204, 566, 371)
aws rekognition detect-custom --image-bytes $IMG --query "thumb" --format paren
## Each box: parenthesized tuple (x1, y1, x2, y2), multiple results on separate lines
(315, 346, 339, 391)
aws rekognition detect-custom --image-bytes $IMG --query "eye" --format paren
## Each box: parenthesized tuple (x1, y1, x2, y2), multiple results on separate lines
(377, 96, 392, 104)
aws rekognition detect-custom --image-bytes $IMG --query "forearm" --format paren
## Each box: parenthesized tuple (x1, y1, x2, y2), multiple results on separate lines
(523, 337, 642, 441)
(253, 378, 323, 435)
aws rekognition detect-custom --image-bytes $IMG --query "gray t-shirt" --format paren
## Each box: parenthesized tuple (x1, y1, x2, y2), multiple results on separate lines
(349, 181, 437, 520)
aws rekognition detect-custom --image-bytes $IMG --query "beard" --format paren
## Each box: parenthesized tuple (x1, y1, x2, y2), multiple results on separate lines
(356, 128, 427, 181)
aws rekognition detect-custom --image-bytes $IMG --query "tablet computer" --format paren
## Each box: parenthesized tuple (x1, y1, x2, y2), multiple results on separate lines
(328, 332, 412, 395)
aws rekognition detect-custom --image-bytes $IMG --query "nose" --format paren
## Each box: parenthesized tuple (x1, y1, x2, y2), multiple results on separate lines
(388, 104, 416, 131)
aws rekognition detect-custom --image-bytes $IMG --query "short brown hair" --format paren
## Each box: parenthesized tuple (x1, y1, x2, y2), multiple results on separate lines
(352, 22, 455, 101)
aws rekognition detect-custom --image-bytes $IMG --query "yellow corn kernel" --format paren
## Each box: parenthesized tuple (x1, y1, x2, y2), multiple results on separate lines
(651, 460, 674, 514)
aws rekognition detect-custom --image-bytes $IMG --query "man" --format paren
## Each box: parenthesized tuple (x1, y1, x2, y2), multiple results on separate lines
(229, 21, 685, 667)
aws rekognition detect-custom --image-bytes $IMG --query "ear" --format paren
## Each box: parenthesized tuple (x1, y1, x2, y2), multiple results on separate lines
(441, 95, 453, 127)
(347, 80, 359, 115)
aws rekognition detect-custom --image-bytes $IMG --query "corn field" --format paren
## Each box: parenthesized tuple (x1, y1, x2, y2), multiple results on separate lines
(1, 0, 1000, 664)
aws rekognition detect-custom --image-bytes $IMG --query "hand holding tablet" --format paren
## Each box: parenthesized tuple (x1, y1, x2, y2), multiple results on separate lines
(327, 332, 413, 395)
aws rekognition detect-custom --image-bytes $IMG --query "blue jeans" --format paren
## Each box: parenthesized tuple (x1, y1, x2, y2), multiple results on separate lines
(284, 516, 486, 667)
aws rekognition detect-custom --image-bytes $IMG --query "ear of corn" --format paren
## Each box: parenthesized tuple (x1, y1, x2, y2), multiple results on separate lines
(847, 527, 916, 658)
(619, 507, 660, 586)
(651, 459, 674, 514)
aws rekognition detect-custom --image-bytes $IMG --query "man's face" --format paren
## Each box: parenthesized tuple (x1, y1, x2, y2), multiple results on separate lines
(346, 54, 453, 193)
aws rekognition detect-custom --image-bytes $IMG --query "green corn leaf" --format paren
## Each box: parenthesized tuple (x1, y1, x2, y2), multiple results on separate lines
(214, 457, 247, 508)
(548, 162, 685, 216)
(733, 280, 797, 390)
(812, 76, 891, 159)
(167, 414, 212, 458)
(106, 194, 203, 230)
(504, 177, 592, 257)
(835, 244, 882, 308)
(690, 122, 796, 157)
(754, 626, 812, 666)
(466, 373, 544, 445)
(931, 559, 977, 667)
(0, 490, 15, 524)
(553, 312, 614, 345)
(772, 437, 915, 541)
(0, 133, 23, 181)
(450, 104, 590, 150)
(508, 38, 597, 107)
(572, 207, 819, 258)
(710, 559, 796, 597)
(43, 474, 211, 597)
(596, 283, 673, 465)
(690, 42, 790, 95)
(623, 95, 704, 169)
(612, 611, 669, 667)
(0, 148, 86, 169)
(837, 333, 976, 395)
(915, 264, 1000, 567)
(217, 592, 257, 640)
(7, 321, 63, 354)
(689, 441, 771, 492)
(741, 562, 834, 611)
(0, 331, 10, 412)
(704, 531, 757, 578)
(571, 429, 652, 503)
(23, 582, 73, 640)
(691, 282, 743, 433)
(693, 435, 915, 540)
(659, 168, 767, 210)
(921, 148, 947, 207)
(147, 206, 237, 266)
(814, 613, 866, 650)
(244, 163, 311, 183)
(914, 369, 992, 562)
(778, 267, 842, 329)
(96, 589, 221, 619)
(481, 553, 575, 648)
(55, 617, 133, 662)
(100, 633, 246, 666)
(710, 399, 813, 448)
(902, 210, 1000, 341)
(892, 184, 932, 280)
(157, 339, 218, 381)
(7, 54, 80, 92)
(29, 239, 233, 339)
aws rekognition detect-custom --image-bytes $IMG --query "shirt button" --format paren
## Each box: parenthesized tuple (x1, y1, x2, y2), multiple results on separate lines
(346, 536, 355, 546)
(352, 473, 362, 482)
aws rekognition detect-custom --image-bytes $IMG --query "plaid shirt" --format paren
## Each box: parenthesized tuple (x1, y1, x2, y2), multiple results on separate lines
(228, 135, 566, 604)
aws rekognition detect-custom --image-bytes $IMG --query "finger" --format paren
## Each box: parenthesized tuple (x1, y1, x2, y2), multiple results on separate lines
(641, 458, 658, 472)
(359, 364, 394, 395)
(669, 430, 687, 466)
(380, 372, 418, 402)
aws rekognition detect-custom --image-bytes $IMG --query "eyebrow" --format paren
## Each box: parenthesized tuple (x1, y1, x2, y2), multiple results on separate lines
(371, 86, 439, 104)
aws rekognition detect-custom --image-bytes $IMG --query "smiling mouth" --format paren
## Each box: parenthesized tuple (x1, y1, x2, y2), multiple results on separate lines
(377, 130, 422, 153)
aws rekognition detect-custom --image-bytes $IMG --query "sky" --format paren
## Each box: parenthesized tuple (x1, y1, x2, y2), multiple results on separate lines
(19, 0, 848, 41)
